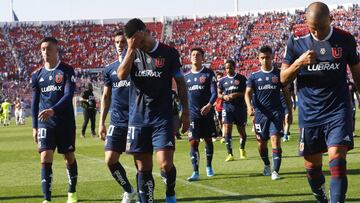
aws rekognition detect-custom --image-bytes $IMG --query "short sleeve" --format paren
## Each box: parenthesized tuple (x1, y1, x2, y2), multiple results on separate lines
(103, 66, 112, 87)
(171, 49, 183, 78)
(246, 73, 254, 88)
(346, 35, 360, 66)
(31, 72, 38, 90)
(283, 35, 297, 65)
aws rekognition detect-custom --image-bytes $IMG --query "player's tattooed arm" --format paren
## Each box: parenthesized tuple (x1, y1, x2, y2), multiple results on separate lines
(244, 87, 254, 116)
(282, 85, 293, 124)
(98, 86, 111, 140)
(175, 76, 190, 133)
(280, 50, 316, 85)
(117, 32, 143, 80)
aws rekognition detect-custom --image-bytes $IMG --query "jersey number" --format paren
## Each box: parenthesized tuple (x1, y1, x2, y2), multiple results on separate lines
(254, 124, 262, 133)
(127, 126, 135, 140)
(107, 125, 115, 136)
(38, 128, 47, 139)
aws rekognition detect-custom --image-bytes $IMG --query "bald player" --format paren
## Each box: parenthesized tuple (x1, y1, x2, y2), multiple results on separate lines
(281, 2, 360, 203)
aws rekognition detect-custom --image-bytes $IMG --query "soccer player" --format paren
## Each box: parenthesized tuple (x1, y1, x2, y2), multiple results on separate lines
(280, 90, 292, 142)
(281, 2, 360, 202)
(31, 37, 78, 203)
(348, 79, 360, 137)
(117, 18, 189, 203)
(218, 60, 248, 161)
(184, 47, 217, 181)
(1, 98, 11, 126)
(214, 72, 224, 142)
(245, 46, 292, 180)
(98, 31, 135, 203)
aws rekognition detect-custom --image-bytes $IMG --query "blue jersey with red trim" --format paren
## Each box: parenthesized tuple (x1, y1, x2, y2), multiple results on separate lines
(126, 42, 183, 126)
(247, 68, 284, 115)
(283, 27, 359, 127)
(184, 67, 217, 119)
(104, 60, 130, 127)
(31, 61, 76, 128)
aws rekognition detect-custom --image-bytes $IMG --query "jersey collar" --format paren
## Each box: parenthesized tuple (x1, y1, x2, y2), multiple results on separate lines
(311, 26, 333, 42)
(261, 66, 274, 73)
(148, 41, 159, 53)
(227, 73, 237, 79)
(44, 60, 61, 71)
(191, 66, 204, 74)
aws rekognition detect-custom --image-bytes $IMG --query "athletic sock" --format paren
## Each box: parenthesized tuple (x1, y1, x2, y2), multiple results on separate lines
(108, 162, 132, 193)
(41, 163, 53, 201)
(160, 166, 177, 197)
(329, 158, 347, 203)
(138, 170, 155, 203)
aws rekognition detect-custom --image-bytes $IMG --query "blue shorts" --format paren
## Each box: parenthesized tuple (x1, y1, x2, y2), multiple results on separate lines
(299, 118, 354, 156)
(222, 106, 247, 126)
(188, 116, 217, 141)
(254, 112, 284, 141)
(126, 122, 174, 153)
(105, 125, 127, 153)
(37, 124, 76, 154)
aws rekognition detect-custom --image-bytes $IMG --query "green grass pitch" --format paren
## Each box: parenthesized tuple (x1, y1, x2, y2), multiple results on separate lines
(0, 110, 359, 203)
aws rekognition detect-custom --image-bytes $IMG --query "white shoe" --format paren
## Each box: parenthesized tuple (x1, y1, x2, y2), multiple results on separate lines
(271, 171, 280, 180)
(121, 188, 136, 203)
(263, 165, 271, 176)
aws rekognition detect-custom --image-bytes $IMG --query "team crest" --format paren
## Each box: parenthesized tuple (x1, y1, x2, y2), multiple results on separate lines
(332, 47, 342, 59)
(155, 58, 165, 68)
(320, 48, 326, 55)
(234, 80, 240, 85)
(199, 76, 206, 84)
(272, 76, 278, 84)
(55, 73, 63, 84)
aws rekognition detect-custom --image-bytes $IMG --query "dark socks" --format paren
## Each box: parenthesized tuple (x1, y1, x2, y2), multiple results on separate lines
(108, 162, 132, 193)
(329, 158, 347, 203)
(41, 163, 53, 201)
(306, 165, 327, 203)
(160, 166, 177, 197)
(138, 170, 155, 203)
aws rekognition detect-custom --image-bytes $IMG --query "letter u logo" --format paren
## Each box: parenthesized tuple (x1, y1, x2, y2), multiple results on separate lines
(331, 47, 342, 59)
(55, 74, 63, 84)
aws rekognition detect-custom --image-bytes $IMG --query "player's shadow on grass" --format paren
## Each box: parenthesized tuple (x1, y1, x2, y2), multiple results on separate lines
(0, 194, 66, 200)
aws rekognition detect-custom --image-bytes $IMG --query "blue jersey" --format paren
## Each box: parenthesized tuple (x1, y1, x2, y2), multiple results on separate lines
(127, 42, 183, 126)
(247, 68, 284, 115)
(104, 60, 130, 127)
(218, 73, 247, 110)
(283, 27, 359, 128)
(184, 67, 217, 119)
(31, 61, 76, 128)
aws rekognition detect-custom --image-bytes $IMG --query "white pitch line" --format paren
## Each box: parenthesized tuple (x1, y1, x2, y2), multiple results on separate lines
(76, 153, 272, 203)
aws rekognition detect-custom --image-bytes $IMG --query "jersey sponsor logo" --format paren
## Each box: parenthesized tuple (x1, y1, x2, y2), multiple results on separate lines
(227, 86, 238, 91)
(113, 80, 130, 88)
(39, 77, 44, 82)
(41, 85, 62, 92)
(332, 47, 342, 59)
(272, 76, 279, 84)
(188, 84, 204, 91)
(199, 76, 206, 84)
(55, 73, 63, 84)
(258, 84, 277, 90)
(307, 62, 340, 71)
(155, 58, 165, 68)
(135, 70, 162, 78)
